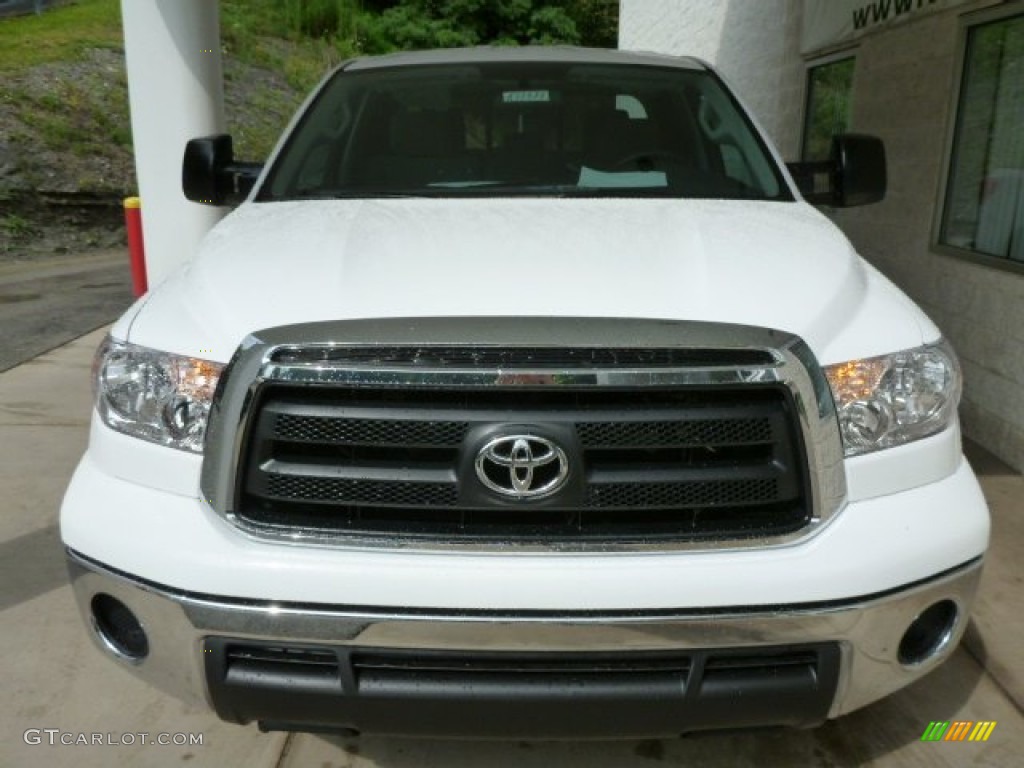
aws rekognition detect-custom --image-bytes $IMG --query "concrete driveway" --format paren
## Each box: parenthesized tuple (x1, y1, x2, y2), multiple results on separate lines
(2, 328, 1021, 767)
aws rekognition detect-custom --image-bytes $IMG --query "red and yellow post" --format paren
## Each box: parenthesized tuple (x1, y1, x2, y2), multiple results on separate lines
(123, 196, 148, 297)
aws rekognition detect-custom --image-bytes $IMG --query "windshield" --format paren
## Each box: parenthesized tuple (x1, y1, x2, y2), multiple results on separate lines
(259, 61, 792, 201)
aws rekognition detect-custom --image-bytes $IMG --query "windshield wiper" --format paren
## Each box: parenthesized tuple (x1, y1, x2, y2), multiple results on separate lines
(281, 189, 431, 200)
(425, 183, 672, 198)
(272, 184, 677, 201)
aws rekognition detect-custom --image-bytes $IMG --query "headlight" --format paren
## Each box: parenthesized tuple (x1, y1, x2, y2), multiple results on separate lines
(824, 340, 961, 457)
(93, 336, 224, 453)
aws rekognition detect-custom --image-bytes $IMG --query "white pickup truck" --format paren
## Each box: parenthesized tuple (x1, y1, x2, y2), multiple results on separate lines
(61, 46, 989, 739)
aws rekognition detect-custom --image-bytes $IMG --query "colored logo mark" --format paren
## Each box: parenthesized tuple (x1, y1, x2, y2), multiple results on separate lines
(920, 721, 997, 742)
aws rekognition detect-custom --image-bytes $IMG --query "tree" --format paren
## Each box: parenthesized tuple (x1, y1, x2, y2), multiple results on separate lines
(567, 0, 619, 48)
(359, 0, 619, 53)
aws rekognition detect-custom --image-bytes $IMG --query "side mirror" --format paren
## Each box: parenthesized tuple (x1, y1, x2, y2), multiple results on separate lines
(787, 133, 887, 208)
(182, 134, 263, 206)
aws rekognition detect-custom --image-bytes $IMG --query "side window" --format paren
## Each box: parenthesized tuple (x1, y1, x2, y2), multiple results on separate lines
(802, 57, 855, 162)
(939, 12, 1024, 265)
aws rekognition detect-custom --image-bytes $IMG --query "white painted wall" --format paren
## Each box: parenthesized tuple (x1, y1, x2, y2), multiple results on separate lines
(619, 0, 805, 159)
(121, 0, 228, 287)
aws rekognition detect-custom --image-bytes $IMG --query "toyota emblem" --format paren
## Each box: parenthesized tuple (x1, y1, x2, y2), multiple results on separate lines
(474, 435, 569, 499)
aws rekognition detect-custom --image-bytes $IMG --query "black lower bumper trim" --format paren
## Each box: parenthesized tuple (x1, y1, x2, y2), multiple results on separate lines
(204, 639, 840, 738)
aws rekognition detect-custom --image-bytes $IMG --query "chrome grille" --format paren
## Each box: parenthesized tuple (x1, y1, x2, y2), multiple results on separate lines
(269, 345, 777, 369)
(199, 317, 847, 552)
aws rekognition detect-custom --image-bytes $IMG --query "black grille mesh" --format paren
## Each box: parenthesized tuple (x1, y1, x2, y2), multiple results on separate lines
(265, 475, 458, 507)
(577, 419, 772, 447)
(275, 414, 469, 446)
(586, 479, 778, 509)
(274, 415, 773, 450)
(239, 379, 809, 544)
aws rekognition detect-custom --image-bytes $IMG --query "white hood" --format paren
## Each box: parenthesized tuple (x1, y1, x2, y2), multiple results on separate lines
(128, 198, 934, 364)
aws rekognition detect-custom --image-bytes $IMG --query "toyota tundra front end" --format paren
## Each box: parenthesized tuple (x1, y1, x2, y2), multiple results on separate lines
(61, 46, 989, 738)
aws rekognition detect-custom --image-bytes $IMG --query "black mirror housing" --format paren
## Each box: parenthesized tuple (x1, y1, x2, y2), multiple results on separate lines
(182, 135, 232, 205)
(787, 133, 887, 208)
(832, 134, 886, 207)
(182, 135, 262, 206)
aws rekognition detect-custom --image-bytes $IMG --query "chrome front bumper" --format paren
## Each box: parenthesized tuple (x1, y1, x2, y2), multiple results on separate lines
(67, 549, 982, 731)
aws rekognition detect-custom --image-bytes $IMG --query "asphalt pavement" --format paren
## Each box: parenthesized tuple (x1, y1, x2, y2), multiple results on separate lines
(0, 250, 133, 372)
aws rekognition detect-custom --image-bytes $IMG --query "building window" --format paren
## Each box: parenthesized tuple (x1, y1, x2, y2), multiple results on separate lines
(940, 12, 1024, 265)
(802, 57, 855, 162)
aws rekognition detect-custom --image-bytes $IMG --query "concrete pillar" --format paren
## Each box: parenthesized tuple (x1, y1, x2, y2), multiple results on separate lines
(121, 0, 227, 288)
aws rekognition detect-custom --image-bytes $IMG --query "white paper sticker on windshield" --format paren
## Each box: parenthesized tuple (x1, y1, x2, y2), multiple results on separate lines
(502, 90, 551, 103)
(577, 167, 668, 189)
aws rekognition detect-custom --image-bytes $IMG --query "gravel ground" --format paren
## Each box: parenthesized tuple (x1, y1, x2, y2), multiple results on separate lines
(0, 48, 135, 197)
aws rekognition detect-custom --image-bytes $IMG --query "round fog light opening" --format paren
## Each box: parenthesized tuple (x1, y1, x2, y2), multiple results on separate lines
(899, 600, 958, 666)
(90, 593, 148, 661)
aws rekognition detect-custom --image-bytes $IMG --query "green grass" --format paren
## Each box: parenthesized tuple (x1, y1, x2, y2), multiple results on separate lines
(2, 213, 36, 237)
(221, 1, 355, 91)
(222, 32, 345, 93)
(0, 0, 352, 201)
(0, 0, 346, 87)
(8, 69, 131, 152)
(226, 74, 303, 161)
(0, 0, 123, 72)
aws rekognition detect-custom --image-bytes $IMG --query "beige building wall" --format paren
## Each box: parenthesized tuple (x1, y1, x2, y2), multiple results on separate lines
(828, 2, 1024, 471)
(621, 0, 1024, 471)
